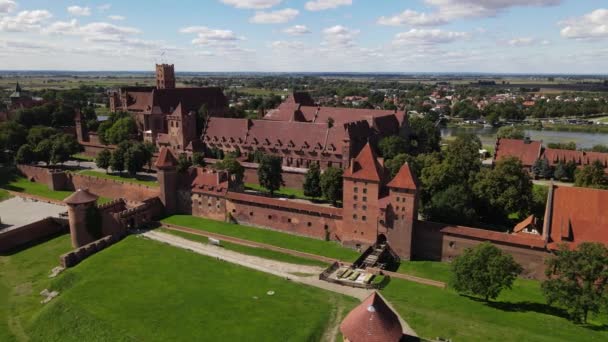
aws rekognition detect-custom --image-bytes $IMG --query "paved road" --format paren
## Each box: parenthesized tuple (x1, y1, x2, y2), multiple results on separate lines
(0, 196, 66, 232)
(532, 179, 573, 187)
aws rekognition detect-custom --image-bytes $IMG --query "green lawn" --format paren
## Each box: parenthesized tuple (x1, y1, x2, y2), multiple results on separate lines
(384, 261, 608, 341)
(78, 170, 158, 187)
(0, 235, 358, 341)
(162, 215, 361, 262)
(1, 177, 112, 204)
(70, 154, 95, 162)
(159, 228, 329, 267)
(0, 189, 12, 202)
(245, 183, 314, 201)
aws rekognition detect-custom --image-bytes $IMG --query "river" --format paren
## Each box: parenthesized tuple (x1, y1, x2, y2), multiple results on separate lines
(441, 127, 608, 149)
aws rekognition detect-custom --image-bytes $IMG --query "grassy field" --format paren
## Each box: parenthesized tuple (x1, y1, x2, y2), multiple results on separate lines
(384, 261, 608, 341)
(245, 183, 315, 201)
(0, 189, 11, 202)
(159, 228, 329, 267)
(0, 235, 358, 341)
(162, 215, 361, 262)
(1, 177, 112, 204)
(233, 87, 289, 96)
(70, 153, 95, 162)
(78, 170, 158, 187)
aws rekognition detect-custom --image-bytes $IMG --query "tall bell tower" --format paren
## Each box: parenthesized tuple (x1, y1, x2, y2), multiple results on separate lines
(155, 64, 176, 89)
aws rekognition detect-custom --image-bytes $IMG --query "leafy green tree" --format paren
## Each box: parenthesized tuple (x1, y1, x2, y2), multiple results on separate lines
(214, 155, 244, 185)
(542, 243, 608, 323)
(426, 184, 477, 225)
(451, 242, 523, 301)
(320, 166, 343, 206)
(197, 104, 209, 134)
(496, 126, 525, 140)
(96, 149, 111, 173)
(378, 135, 408, 160)
(385, 153, 413, 178)
(110, 146, 126, 174)
(49, 134, 80, 165)
(473, 157, 533, 224)
(35, 139, 53, 165)
(591, 144, 608, 153)
(123, 143, 148, 176)
(0, 121, 27, 152)
(192, 152, 206, 167)
(142, 141, 156, 171)
(532, 158, 552, 179)
(408, 116, 441, 154)
(177, 153, 192, 173)
(452, 100, 481, 119)
(15, 144, 35, 164)
(257, 154, 283, 196)
(26, 126, 58, 146)
(547, 142, 577, 150)
(553, 162, 567, 181)
(103, 116, 137, 145)
(574, 161, 608, 189)
(303, 163, 322, 199)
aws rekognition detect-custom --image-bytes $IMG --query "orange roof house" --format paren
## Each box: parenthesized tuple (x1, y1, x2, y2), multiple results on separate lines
(493, 138, 542, 168)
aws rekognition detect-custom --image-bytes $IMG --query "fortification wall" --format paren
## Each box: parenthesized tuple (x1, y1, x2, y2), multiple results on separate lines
(17, 164, 53, 184)
(225, 197, 341, 241)
(60, 233, 125, 268)
(68, 174, 160, 203)
(243, 167, 305, 190)
(0, 217, 68, 253)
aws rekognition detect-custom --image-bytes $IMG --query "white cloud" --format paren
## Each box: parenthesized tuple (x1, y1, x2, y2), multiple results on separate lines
(322, 25, 359, 47)
(379, 0, 561, 26)
(98, 4, 112, 11)
(250, 8, 298, 24)
(283, 25, 310, 35)
(67, 6, 91, 17)
(560, 9, 608, 40)
(305, 0, 351, 11)
(506, 37, 550, 47)
(220, 0, 282, 9)
(393, 29, 470, 45)
(0, 0, 17, 14)
(108, 15, 126, 21)
(271, 40, 304, 49)
(45, 20, 141, 43)
(180, 26, 241, 45)
(0, 10, 52, 32)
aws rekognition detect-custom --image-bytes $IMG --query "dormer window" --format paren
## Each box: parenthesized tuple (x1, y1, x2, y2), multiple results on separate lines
(253, 138, 258, 145)
(265, 138, 271, 146)
(316, 143, 322, 150)
(288, 140, 295, 148)
(276, 139, 282, 146)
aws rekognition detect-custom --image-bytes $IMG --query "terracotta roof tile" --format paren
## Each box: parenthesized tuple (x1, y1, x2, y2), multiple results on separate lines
(64, 189, 98, 205)
(513, 215, 536, 234)
(494, 138, 542, 167)
(343, 143, 385, 182)
(155, 147, 177, 169)
(340, 292, 403, 342)
(387, 163, 418, 190)
(191, 169, 229, 196)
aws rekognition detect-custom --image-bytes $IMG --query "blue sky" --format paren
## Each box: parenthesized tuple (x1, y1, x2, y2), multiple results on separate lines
(0, 0, 607, 73)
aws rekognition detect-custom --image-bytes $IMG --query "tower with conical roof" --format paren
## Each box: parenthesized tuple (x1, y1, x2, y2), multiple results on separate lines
(340, 292, 404, 342)
(385, 162, 419, 259)
(156, 147, 178, 214)
(64, 189, 99, 248)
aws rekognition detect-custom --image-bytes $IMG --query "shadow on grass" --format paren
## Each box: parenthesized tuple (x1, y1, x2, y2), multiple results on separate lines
(0, 231, 67, 256)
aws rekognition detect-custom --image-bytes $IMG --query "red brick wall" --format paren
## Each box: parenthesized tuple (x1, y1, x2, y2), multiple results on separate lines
(243, 167, 305, 190)
(69, 174, 160, 203)
(17, 164, 53, 184)
(341, 178, 380, 247)
(225, 199, 341, 241)
(0, 217, 68, 252)
(192, 193, 226, 221)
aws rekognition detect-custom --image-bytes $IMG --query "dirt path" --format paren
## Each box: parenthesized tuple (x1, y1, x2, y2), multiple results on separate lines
(141, 230, 372, 300)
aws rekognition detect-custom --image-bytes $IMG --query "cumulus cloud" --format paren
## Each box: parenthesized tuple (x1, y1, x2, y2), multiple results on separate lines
(379, 0, 561, 26)
(108, 15, 126, 21)
(0, 0, 17, 14)
(322, 25, 359, 47)
(180, 26, 241, 45)
(506, 37, 550, 46)
(67, 6, 91, 17)
(250, 8, 298, 24)
(560, 9, 608, 40)
(283, 25, 310, 35)
(271, 40, 304, 49)
(44, 19, 141, 44)
(305, 0, 352, 11)
(0, 10, 52, 32)
(393, 29, 470, 45)
(220, 0, 282, 9)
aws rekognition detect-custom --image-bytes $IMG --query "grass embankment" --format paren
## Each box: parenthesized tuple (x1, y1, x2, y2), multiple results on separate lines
(162, 215, 360, 262)
(543, 123, 608, 133)
(158, 228, 329, 267)
(78, 170, 158, 187)
(0, 189, 12, 202)
(384, 261, 608, 341)
(245, 183, 314, 201)
(1, 177, 111, 204)
(70, 154, 95, 162)
(0, 235, 358, 341)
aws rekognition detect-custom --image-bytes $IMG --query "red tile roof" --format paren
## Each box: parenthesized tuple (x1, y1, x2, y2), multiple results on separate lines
(494, 138, 542, 167)
(343, 143, 385, 182)
(548, 186, 608, 248)
(191, 169, 229, 196)
(387, 163, 417, 190)
(64, 189, 98, 205)
(155, 147, 177, 169)
(542, 148, 583, 166)
(340, 292, 403, 342)
(513, 215, 536, 234)
(125, 87, 227, 114)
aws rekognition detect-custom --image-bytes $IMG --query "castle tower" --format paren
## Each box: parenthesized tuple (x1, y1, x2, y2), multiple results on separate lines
(167, 103, 197, 152)
(64, 189, 99, 248)
(156, 147, 178, 214)
(340, 292, 403, 342)
(156, 64, 176, 89)
(385, 163, 419, 259)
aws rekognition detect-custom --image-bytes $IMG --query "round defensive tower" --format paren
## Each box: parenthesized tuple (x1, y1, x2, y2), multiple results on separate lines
(64, 188, 99, 248)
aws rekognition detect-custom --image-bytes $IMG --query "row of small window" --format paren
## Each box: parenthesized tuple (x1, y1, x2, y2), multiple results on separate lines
(170, 121, 180, 128)
(353, 204, 367, 210)
(353, 187, 368, 194)
(352, 214, 367, 222)
(353, 195, 367, 202)
(230, 209, 329, 229)
(198, 201, 221, 209)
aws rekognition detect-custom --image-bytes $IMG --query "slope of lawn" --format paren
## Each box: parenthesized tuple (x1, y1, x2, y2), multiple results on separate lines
(1, 177, 112, 204)
(162, 215, 360, 262)
(78, 170, 158, 187)
(245, 183, 313, 201)
(383, 261, 608, 341)
(0, 189, 11, 202)
(158, 228, 329, 267)
(7, 236, 357, 341)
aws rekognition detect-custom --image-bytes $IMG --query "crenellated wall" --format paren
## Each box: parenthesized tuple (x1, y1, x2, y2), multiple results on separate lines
(69, 174, 160, 203)
(0, 217, 68, 253)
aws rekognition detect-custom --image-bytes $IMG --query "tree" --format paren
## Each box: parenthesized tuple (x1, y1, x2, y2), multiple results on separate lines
(542, 243, 608, 323)
(473, 157, 533, 224)
(214, 155, 244, 185)
(142, 141, 156, 171)
(96, 149, 111, 172)
(192, 152, 206, 167)
(50, 134, 80, 165)
(451, 242, 523, 301)
(385, 153, 413, 178)
(110, 147, 125, 174)
(496, 126, 525, 140)
(102, 116, 137, 145)
(532, 158, 552, 179)
(257, 154, 283, 196)
(124, 143, 146, 176)
(35, 139, 53, 165)
(574, 161, 608, 189)
(591, 144, 608, 153)
(27, 126, 58, 146)
(378, 135, 408, 160)
(426, 184, 478, 225)
(408, 116, 441, 154)
(303, 163, 322, 199)
(197, 104, 209, 134)
(0, 121, 27, 152)
(15, 144, 35, 164)
(177, 153, 192, 173)
(320, 166, 343, 206)
(553, 162, 567, 181)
